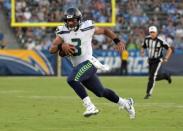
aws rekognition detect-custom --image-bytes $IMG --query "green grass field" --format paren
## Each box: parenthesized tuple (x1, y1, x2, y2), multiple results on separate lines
(0, 76, 183, 131)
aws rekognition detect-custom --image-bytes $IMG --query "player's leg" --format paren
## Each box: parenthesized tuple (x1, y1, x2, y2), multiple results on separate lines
(156, 73, 172, 84)
(145, 60, 161, 99)
(124, 61, 128, 75)
(67, 60, 99, 117)
(121, 60, 127, 75)
(67, 69, 88, 100)
(120, 62, 123, 75)
(82, 74, 119, 103)
(82, 74, 135, 119)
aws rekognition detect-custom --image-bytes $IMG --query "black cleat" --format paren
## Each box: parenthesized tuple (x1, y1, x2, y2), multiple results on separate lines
(144, 94, 151, 99)
(167, 74, 172, 84)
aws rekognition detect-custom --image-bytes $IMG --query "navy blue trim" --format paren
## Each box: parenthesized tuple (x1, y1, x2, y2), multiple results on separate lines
(80, 26, 94, 32)
(57, 31, 70, 34)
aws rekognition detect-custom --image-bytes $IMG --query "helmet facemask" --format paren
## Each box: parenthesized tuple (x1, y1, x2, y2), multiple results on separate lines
(64, 8, 82, 31)
(64, 17, 81, 31)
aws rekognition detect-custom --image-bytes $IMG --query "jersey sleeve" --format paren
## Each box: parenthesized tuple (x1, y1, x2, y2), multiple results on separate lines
(142, 38, 147, 48)
(159, 36, 170, 49)
(55, 27, 60, 35)
(86, 20, 95, 27)
(162, 39, 170, 49)
(80, 20, 95, 36)
(91, 20, 95, 27)
(89, 20, 95, 35)
(55, 26, 64, 38)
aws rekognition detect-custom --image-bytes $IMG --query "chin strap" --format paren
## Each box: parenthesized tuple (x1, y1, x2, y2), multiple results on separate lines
(65, 20, 81, 31)
(74, 25, 80, 31)
(66, 25, 79, 31)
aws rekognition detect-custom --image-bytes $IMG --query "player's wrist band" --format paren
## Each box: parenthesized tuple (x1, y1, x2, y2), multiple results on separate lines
(57, 44, 62, 51)
(113, 38, 120, 45)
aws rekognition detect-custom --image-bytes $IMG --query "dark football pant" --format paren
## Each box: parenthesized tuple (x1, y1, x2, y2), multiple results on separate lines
(121, 60, 128, 75)
(146, 59, 169, 95)
(67, 60, 119, 103)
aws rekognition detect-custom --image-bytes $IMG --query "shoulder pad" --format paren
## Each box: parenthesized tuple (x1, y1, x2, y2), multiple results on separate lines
(55, 26, 70, 35)
(157, 36, 165, 41)
(81, 20, 95, 28)
(80, 20, 95, 31)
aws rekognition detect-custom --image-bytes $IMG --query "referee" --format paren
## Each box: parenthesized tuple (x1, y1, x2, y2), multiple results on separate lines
(141, 26, 173, 99)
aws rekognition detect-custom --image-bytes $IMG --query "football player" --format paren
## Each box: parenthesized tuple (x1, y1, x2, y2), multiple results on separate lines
(49, 8, 135, 119)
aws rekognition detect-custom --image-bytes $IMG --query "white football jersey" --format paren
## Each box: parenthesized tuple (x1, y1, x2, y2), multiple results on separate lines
(56, 20, 95, 66)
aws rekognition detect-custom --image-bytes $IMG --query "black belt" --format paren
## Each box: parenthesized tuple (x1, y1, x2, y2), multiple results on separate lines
(148, 58, 162, 63)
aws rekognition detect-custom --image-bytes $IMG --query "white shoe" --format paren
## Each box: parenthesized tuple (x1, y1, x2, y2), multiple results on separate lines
(83, 104, 99, 117)
(120, 98, 136, 119)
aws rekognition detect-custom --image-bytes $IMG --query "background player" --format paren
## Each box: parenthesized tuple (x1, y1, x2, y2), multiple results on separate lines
(49, 8, 135, 119)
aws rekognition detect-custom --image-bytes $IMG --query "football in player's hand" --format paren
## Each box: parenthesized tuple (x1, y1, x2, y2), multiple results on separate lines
(58, 44, 75, 57)
(58, 50, 67, 57)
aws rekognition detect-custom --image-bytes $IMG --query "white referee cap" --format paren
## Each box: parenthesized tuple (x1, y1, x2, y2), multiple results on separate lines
(149, 26, 158, 33)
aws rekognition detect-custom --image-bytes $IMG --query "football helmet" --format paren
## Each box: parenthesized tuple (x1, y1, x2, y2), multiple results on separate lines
(64, 8, 82, 31)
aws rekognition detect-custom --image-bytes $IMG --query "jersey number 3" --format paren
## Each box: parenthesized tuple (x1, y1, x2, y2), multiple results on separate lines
(71, 38, 81, 56)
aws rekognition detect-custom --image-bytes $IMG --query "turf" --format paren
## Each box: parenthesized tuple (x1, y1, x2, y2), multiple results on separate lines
(0, 76, 183, 131)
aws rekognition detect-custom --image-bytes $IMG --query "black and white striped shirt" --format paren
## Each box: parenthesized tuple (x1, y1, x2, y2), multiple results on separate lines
(142, 35, 170, 59)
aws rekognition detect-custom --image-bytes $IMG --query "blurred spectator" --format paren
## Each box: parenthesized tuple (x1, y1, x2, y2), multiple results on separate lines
(0, 32, 7, 49)
(25, 38, 36, 50)
(35, 37, 51, 50)
(120, 49, 129, 75)
(126, 37, 138, 50)
(15, 0, 111, 23)
(0, 0, 3, 8)
(2, 0, 11, 20)
(1, 0, 183, 50)
(3, 0, 11, 10)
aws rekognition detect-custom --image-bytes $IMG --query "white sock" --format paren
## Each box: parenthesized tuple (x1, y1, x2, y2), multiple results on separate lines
(83, 96, 93, 107)
(117, 97, 127, 107)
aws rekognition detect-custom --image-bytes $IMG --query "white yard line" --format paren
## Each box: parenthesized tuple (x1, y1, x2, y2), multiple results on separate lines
(0, 90, 26, 94)
(35, 126, 183, 130)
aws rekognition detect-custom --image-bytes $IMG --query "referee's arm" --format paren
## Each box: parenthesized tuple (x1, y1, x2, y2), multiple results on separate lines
(163, 47, 172, 63)
(140, 39, 147, 57)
